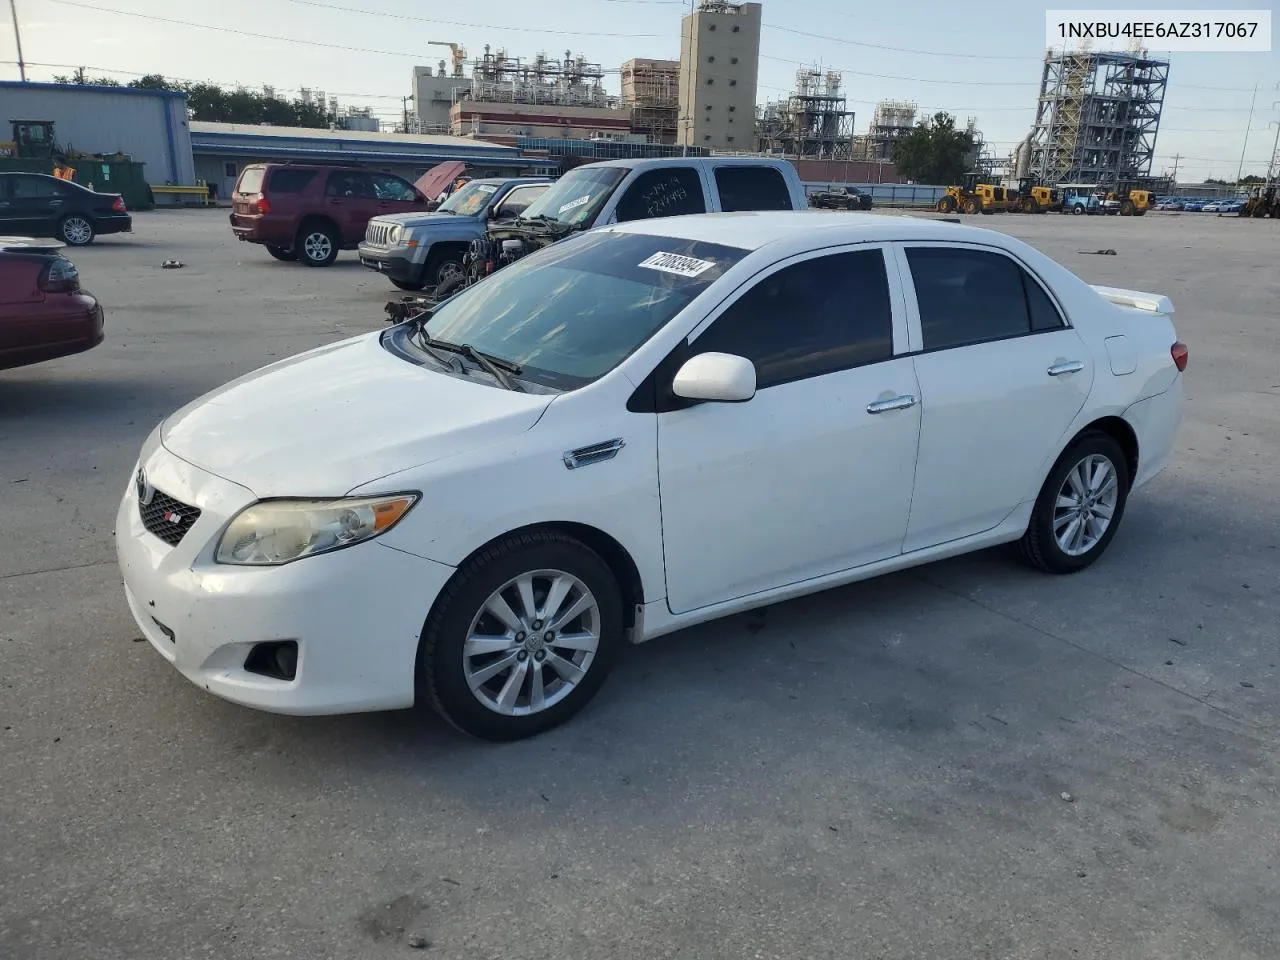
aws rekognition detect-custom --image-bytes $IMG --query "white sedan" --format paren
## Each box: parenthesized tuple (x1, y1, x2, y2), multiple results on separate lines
(116, 212, 1187, 741)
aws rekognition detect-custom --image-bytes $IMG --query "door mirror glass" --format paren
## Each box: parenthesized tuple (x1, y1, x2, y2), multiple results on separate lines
(671, 352, 756, 403)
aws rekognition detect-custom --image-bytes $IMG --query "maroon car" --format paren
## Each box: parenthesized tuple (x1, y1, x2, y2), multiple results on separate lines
(0, 239, 103, 371)
(229, 163, 434, 267)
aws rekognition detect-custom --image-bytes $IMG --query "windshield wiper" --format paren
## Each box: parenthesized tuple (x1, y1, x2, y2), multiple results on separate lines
(458, 343, 523, 392)
(411, 327, 523, 391)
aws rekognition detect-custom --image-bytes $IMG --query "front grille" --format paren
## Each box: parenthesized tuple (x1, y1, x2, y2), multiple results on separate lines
(365, 221, 393, 246)
(140, 489, 201, 547)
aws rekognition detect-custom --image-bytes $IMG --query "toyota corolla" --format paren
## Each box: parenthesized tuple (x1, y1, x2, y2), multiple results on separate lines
(116, 212, 1186, 741)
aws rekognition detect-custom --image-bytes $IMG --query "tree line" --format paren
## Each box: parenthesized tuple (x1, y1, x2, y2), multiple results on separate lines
(51, 69, 332, 128)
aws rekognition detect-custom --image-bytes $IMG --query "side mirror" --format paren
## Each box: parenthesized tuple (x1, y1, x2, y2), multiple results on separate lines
(671, 352, 756, 404)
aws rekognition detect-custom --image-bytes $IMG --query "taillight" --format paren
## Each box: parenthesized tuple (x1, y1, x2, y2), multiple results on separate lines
(39, 256, 80, 293)
(255, 195, 271, 214)
(111, 196, 126, 213)
(1171, 341, 1188, 372)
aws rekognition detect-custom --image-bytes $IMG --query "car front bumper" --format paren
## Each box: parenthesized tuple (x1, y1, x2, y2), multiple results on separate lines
(115, 442, 455, 715)
(357, 243, 421, 282)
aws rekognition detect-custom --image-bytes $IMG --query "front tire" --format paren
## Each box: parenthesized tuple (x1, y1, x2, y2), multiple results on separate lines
(58, 215, 95, 246)
(390, 277, 426, 291)
(1018, 432, 1130, 574)
(418, 531, 624, 741)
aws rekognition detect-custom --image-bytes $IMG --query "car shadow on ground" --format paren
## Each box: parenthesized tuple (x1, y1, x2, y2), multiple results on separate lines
(0, 375, 196, 432)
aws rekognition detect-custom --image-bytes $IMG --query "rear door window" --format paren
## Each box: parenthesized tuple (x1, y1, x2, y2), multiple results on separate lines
(614, 167, 706, 222)
(10, 175, 63, 198)
(236, 168, 266, 194)
(326, 172, 374, 198)
(906, 247, 1063, 350)
(266, 168, 315, 194)
(714, 166, 793, 211)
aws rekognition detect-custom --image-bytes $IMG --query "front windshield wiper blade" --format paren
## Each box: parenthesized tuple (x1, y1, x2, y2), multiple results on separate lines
(458, 343, 524, 392)
(411, 327, 523, 391)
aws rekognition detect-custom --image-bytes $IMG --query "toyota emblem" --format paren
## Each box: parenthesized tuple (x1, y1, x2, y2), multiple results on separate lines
(136, 467, 154, 506)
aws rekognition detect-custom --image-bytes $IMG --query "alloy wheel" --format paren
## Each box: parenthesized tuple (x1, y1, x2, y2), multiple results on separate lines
(303, 231, 332, 262)
(62, 217, 92, 245)
(463, 569, 601, 717)
(1053, 454, 1119, 557)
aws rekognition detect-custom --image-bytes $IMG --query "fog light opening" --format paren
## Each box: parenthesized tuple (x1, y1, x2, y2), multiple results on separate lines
(244, 641, 299, 681)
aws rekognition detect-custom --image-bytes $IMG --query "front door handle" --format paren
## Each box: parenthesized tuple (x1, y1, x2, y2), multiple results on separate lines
(1048, 360, 1085, 377)
(867, 394, 918, 414)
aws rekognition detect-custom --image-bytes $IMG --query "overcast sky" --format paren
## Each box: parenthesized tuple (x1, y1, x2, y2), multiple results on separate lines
(3, 0, 1277, 180)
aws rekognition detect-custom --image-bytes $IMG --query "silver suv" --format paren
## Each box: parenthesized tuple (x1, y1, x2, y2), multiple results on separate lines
(358, 177, 550, 291)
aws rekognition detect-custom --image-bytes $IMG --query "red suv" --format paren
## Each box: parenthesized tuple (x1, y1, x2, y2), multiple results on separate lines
(230, 164, 433, 267)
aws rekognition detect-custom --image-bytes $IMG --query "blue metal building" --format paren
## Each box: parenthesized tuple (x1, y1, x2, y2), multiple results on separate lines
(0, 80, 195, 185)
(190, 122, 559, 199)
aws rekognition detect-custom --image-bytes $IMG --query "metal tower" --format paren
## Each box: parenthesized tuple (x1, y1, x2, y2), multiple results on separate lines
(1029, 49, 1169, 186)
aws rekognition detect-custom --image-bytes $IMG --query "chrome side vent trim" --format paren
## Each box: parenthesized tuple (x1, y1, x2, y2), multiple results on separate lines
(563, 438, 625, 470)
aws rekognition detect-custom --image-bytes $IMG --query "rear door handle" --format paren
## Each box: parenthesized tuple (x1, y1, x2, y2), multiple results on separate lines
(1048, 360, 1085, 376)
(866, 395, 918, 414)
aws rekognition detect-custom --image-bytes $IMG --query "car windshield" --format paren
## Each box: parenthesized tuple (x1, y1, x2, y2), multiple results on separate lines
(437, 181, 499, 216)
(412, 231, 749, 391)
(517, 167, 627, 227)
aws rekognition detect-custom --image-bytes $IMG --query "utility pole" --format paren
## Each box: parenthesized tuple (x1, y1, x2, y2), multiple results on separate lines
(1236, 82, 1258, 184)
(1170, 153, 1181, 183)
(9, 0, 26, 82)
(401, 95, 413, 134)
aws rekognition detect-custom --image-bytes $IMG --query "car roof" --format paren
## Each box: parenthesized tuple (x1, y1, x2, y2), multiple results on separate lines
(604, 210, 996, 252)
(469, 177, 551, 186)
(578, 156, 792, 171)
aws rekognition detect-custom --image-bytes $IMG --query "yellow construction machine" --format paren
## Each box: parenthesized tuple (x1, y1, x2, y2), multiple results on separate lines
(1239, 185, 1279, 218)
(1104, 183, 1153, 216)
(936, 173, 1017, 215)
(1014, 178, 1061, 213)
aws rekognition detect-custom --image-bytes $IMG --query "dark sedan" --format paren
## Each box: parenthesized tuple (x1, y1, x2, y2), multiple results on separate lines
(0, 239, 104, 371)
(0, 172, 132, 246)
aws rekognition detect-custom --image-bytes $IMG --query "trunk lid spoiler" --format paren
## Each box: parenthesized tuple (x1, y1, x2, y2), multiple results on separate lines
(1091, 284, 1175, 315)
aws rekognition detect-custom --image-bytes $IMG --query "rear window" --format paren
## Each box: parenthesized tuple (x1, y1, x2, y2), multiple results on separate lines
(236, 168, 266, 195)
(714, 166, 793, 212)
(267, 168, 316, 194)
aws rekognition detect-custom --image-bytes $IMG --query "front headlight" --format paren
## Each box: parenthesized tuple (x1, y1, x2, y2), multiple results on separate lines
(389, 224, 404, 244)
(215, 494, 418, 566)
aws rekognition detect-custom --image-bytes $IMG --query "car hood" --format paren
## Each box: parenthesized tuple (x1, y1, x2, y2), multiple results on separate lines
(370, 211, 477, 230)
(160, 333, 553, 496)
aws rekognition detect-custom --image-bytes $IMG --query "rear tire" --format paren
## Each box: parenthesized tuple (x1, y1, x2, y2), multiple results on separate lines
(1072, 205, 1084, 215)
(266, 245, 296, 261)
(1018, 432, 1130, 574)
(418, 530, 624, 741)
(58, 215, 95, 246)
(296, 222, 339, 267)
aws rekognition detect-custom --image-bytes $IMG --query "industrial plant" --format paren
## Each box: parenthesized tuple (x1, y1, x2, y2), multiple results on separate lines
(1020, 47, 1170, 188)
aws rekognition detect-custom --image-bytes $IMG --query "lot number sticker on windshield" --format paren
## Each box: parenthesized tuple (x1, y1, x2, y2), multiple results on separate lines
(637, 251, 716, 278)
(558, 195, 592, 214)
